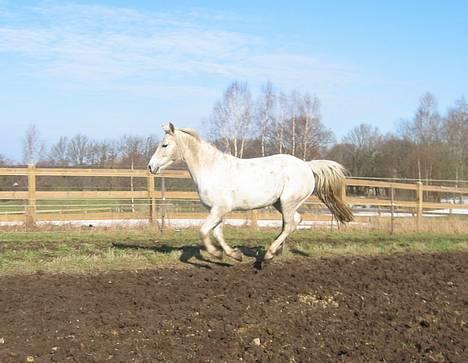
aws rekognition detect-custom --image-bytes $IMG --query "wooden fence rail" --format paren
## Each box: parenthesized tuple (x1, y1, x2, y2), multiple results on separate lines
(0, 166, 466, 228)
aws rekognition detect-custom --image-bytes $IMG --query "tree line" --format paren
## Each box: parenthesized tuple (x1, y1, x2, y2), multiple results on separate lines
(15, 129, 159, 170)
(208, 82, 466, 182)
(328, 93, 467, 182)
(1, 81, 467, 182)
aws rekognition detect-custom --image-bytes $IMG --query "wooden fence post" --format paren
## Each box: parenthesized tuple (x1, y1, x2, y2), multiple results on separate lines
(26, 164, 36, 227)
(250, 210, 258, 229)
(416, 181, 423, 230)
(147, 173, 157, 227)
(160, 176, 166, 233)
(390, 185, 395, 234)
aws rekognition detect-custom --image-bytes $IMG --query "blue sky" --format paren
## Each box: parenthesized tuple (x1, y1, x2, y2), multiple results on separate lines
(1, 0, 467, 161)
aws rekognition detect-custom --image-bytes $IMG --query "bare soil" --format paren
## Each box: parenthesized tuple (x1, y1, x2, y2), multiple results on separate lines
(0, 252, 466, 362)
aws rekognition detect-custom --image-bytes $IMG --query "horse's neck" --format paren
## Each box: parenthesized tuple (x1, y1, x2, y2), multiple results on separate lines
(183, 140, 230, 185)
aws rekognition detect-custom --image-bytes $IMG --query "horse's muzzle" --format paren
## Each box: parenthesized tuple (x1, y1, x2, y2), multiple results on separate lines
(147, 164, 159, 174)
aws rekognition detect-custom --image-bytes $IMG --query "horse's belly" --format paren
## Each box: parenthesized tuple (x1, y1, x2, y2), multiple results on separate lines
(231, 189, 280, 210)
(198, 179, 280, 211)
(229, 177, 282, 210)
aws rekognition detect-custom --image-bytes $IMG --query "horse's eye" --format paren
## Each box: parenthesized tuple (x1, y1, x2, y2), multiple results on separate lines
(162, 144, 168, 148)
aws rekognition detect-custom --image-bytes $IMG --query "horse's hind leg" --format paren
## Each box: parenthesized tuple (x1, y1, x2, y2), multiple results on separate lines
(279, 212, 303, 255)
(265, 199, 307, 260)
(264, 212, 295, 260)
(200, 208, 225, 259)
(213, 223, 243, 261)
(272, 201, 303, 255)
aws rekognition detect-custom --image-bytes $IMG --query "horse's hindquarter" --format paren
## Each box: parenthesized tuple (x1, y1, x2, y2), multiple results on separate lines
(197, 155, 314, 211)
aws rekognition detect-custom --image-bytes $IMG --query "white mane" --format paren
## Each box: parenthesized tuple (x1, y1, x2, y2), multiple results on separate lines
(174, 128, 226, 161)
(177, 128, 201, 141)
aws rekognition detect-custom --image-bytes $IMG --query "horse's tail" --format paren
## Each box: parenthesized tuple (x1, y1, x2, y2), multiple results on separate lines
(308, 160, 354, 224)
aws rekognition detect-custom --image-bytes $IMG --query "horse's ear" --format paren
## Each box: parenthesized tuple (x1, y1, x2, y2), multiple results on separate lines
(162, 122, 175, 135)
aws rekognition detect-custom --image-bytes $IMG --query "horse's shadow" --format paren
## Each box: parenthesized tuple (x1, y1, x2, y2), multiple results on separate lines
(112, 242, 308, 270)
(112, 242, 265, 269)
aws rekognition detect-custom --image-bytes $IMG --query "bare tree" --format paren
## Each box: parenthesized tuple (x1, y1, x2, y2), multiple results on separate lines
(48, 137, 70, 166)
(297, 94, 333, 160)
(400, 92, 442, 181)
(375, 135, 417, 178)
(442, 97, 468, 180)
(342, 123, 383, 176)
(119, 136, 142, 166)
(76, 140, 115, 167)
(143, 135, 160, 162)
(406, 93, 442, 145)
(0, 154, 11, 166)
(67, 134, 91, 166)
(286, 90, 299, 157)
(101, 140, 120, 167)
(268, 91, 332, 159)
(209, 81, 252, 158)
(267, 90, 288, 154)
(255, 82, 276, 157)
(22, 124, 45, 165)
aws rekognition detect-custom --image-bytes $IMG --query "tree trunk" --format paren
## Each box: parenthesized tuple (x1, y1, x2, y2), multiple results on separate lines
(292, 114, 296, 157)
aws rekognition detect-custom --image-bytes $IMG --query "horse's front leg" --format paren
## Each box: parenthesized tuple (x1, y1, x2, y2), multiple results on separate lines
(213, 223, 243, 261)
(200, 207, 225, 259)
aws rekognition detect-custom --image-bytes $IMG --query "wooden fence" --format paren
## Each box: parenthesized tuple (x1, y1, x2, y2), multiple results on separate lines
(0, 166, 466, 228)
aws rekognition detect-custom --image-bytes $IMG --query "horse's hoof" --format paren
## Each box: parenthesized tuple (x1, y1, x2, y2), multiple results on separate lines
(208, 250, 223, 260)
(229, 248, 243, 262)
(264, 251, 274, 261)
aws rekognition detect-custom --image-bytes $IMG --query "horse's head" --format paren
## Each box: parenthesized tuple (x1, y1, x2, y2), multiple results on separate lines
(148, 122, 183, 174)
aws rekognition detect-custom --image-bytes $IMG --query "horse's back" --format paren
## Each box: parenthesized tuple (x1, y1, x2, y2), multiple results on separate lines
(257, 154, 316, 198)
(223, 154, 315, 209)
(243, 154, 312, 176)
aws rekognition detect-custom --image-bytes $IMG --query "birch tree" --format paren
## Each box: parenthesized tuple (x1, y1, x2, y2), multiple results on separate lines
(269, 91, 332, 159)
(297, 94, 331, 160)
(288, 90, 299, 157)
(209, 81, 252, 158)
(254, 82, 276, 157)
(22, 124, 45, 165)
(268, 91, 288, 154)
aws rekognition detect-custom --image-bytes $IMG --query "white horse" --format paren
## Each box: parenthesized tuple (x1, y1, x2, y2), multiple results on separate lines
(148, 122, 353, 262)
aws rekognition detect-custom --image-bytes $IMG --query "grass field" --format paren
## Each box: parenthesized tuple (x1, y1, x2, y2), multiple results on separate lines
(0, 226, 466, 276)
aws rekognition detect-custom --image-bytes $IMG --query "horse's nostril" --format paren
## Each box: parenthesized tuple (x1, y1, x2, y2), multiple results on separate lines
(147, 165, 152, 172)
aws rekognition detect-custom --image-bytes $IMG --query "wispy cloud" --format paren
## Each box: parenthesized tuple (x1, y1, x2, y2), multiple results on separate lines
(0, 1, 358, 94)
